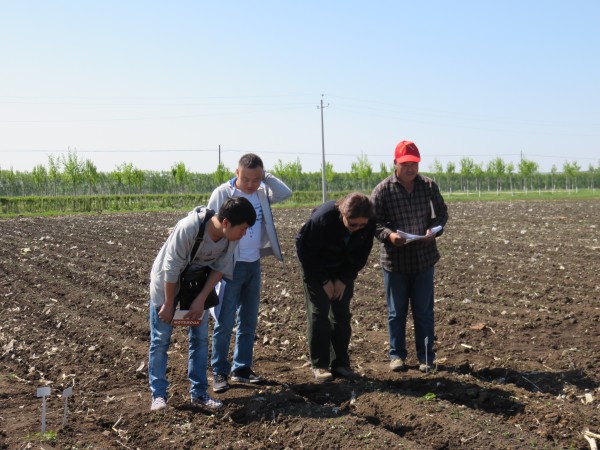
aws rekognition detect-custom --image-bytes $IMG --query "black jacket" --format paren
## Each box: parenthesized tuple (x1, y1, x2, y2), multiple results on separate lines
(295, 201, 375, 285)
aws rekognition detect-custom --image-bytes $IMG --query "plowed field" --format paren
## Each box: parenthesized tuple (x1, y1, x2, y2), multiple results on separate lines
(1, 200, 598, 449)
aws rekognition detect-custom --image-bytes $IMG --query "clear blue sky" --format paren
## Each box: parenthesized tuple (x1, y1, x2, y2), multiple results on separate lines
(1, 1, 598, 175)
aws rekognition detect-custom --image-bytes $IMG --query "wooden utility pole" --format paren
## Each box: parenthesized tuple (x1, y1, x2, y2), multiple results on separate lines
(318, 95, 329, 203)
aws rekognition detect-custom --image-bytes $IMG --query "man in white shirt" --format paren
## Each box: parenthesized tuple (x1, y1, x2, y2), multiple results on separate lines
(208, 153, 292, 392)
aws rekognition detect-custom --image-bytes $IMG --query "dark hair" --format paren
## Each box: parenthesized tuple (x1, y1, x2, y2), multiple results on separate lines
(238, 153, 264, 169)
(217, 197, 257, 227)
(336, 192, 374, 219)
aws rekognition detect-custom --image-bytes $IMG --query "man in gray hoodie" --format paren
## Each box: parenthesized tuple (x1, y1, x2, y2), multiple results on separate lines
(209, 153, 292, 392)
(148, 197, 256, 411)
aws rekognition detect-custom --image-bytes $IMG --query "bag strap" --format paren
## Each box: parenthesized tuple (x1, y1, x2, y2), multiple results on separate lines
(183, 208, 216, 273)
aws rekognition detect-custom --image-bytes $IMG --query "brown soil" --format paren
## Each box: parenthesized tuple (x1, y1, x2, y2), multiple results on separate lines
(0, 200, 598, 449)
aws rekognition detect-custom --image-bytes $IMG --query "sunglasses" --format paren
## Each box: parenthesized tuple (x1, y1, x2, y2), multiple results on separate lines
(345, 219, 368, 229)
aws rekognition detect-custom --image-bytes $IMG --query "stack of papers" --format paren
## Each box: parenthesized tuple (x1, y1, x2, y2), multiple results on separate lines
(172, 310, 202, 326)
(397, 225, 443, 243)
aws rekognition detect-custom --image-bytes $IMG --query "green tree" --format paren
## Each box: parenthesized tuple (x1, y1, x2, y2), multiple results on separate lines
(550, 164, 558, 191)
(430, 158, 444, 187)
(563, 161, 580, 191)
(132, 168, 145, 194)
(214, 162, 232, 186)
(379, 162, 390, 179)
(490, 157, 505, 193)
(272, 158, 301, 189)
(287, 158, 303, 191)
(445, 161, 456, 193)
(518, 159, 538, 192)
(5, 167, 16, 196)
(588, 163, 596, 190)
(350, 152, 372, 190)
(32, 164, 48, 196)
(118, 162, 135, 194)
(110, 166, 124, 194)
(459, 157, 474, 193)
(506, 162, 515, 193)
(171, 161, 189, 193)
(325, 162, 335, 190)
(48, 154, 61, 196)
(83, 159, 99, 195)
(61, 148, 84, 195)
(272, 159, 286, 180)
(473, 163, 484, 193)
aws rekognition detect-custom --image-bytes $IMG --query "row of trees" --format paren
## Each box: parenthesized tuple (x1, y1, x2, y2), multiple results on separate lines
(1, 150, 599, 198)
(0, 150, 236, 197)
(429, 157, 592, 193)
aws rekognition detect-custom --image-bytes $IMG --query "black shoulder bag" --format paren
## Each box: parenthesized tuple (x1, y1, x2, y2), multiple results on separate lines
(175, 209, 220, 311)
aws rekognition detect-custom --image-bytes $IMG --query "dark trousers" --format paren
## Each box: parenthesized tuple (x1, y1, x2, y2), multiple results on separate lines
(302, 274, 354, 369)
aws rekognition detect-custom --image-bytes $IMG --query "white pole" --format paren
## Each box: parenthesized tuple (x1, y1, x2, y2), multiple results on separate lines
(37, 386, 51, 433)
(424, 336, 429, 374)
(62, 386, 73, 426)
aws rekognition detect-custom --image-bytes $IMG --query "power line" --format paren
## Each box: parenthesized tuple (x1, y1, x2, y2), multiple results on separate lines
(0, 149, 596, 162)
(0, 105, 312, 123)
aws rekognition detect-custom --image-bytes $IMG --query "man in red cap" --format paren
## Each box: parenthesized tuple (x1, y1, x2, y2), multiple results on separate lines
(371, 141, 448, 373)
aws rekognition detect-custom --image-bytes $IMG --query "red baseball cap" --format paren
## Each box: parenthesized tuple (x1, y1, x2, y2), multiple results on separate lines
(394, 141, 421, 163)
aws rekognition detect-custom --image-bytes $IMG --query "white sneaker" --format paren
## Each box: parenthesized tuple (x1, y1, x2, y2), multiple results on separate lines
(151, 396, 167, 411)
(419, 362, 434, 373)
(390, 359, 407, 372)
(312, 368, 333, 382)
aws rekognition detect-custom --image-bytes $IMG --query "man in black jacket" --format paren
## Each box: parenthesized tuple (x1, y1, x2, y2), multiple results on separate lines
(296, 192, 375, 382)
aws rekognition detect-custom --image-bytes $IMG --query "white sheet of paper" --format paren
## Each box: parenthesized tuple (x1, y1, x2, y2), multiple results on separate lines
(397, 225, 443, 243)
(172, 310, 204, 326)
(209, 280, 226, 321)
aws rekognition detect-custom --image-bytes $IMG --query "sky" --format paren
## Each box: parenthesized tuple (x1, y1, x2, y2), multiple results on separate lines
(1, 1, 599, 175)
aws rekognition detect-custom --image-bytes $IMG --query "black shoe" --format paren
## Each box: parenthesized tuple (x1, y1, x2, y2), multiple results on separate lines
(231, 367, 264, 384)
(332, 366, 360, 380)
(212, 373, 230, 393)
(191, 393, 223, 410)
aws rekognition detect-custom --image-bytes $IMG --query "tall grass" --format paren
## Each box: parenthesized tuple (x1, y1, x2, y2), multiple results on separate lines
(0, 193, 210, 216)
(1, 189, 597, 217)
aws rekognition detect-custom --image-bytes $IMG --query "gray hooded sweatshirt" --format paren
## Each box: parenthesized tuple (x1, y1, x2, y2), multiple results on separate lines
(149, 206, 237, 308)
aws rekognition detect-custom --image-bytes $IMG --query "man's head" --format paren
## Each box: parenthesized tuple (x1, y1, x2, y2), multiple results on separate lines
(394, 141, 420, 164)
(393, 140, 420, 185)
(217, 197, 257, 241)
(235, 153, 264, 195)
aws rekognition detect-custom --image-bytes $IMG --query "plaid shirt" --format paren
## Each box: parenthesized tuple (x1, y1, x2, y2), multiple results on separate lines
(371, 173, 448, 273)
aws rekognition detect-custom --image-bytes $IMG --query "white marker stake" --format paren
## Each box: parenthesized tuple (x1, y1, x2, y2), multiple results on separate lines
(36, 386, 51, 433)
(62, 386, 73, 426)
(424, 336, 429, 374)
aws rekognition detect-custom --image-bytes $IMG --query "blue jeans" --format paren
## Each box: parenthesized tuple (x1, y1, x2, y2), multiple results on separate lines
(148, 304, 209, 400)
(383, 267, 435, 364)
(211, 260, 261, 376)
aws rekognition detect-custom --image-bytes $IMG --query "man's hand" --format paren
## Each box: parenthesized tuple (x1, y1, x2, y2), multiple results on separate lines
(322, 280, 335, 300)
(389, 232, 407, 247)
(158, 303, 175, 324)
(332, 280, 346, 301)
(184, 294, 206, 321)
(422, 229, 437, 242)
